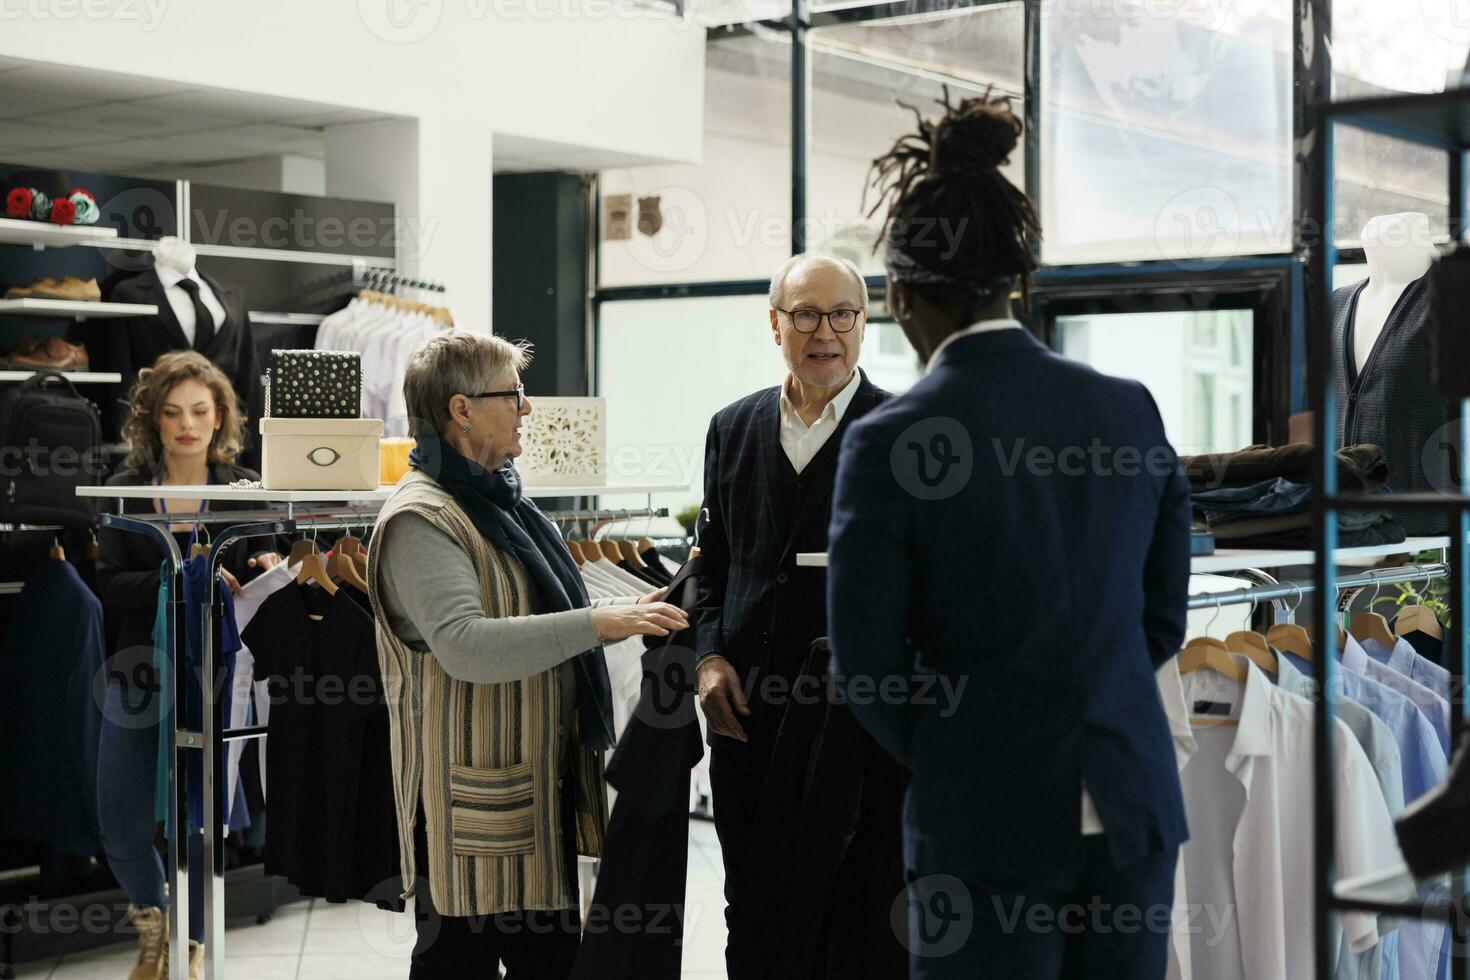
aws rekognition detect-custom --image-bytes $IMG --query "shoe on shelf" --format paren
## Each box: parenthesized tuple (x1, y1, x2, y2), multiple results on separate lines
(1396, 728, 1470, 878)
(5, 336, 88, 370)
(4, 275, 100, 301)
(125, 905, 167, 980)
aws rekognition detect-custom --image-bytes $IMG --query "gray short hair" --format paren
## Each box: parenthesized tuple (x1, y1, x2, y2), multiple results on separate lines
(404, 333, 531, 438)
(768, 253, 869, 309)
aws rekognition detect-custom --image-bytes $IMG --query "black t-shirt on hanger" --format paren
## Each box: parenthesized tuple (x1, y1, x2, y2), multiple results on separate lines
(241, 580, 402, 909)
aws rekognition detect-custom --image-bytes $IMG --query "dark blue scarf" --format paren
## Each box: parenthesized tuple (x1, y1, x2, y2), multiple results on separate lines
(409, 433, 616, 750)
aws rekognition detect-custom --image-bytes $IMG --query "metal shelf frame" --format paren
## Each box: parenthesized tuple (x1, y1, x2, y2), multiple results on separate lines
(1298, 1, 1470, 975)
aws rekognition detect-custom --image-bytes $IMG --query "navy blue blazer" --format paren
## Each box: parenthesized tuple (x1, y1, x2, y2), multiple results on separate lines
(827, 328, 1191, 886)
(694, 369, 891, 704)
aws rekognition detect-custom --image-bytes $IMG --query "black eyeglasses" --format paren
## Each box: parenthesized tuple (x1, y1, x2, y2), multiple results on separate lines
(462, 386, 526, 411)
(775, 307, 864, 334)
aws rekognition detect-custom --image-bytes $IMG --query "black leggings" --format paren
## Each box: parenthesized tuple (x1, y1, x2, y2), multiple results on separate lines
(409, 795, 582, 980)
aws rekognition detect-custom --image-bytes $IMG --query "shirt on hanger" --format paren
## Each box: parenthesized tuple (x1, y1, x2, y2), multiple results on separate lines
(157, 264, 225, 346)
(1158, 658, 1403, 980)
(778, 368, 862, 475)
(1358, 635, 1451, 704)
(1342, 634, 1451, 753)
(228, 560, 299, 807)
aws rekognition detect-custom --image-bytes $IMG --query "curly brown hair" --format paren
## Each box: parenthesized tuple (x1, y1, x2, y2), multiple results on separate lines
(122, 350, 246, 474)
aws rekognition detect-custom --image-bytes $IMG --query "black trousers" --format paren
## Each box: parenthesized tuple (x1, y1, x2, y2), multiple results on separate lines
(410, 789, 582, 980)
(710, 716, 779, 980)
(906, 838, 1177, 980)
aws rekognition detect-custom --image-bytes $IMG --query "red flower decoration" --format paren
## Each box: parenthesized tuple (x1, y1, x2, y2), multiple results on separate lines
(48, 198, 76, 225)
(6, 187, 32, 219)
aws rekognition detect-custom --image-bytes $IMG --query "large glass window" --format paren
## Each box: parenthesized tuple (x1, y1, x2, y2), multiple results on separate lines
(1058, 310, 1254, 456)
(1333, 128, 1450, 247)
(808, 5, 1025, 274)
(1040, 0, 1293, 265)
(598, 36, 791, 286)
(596, 295, 921, 511)
(1333, 0, 1470, 98)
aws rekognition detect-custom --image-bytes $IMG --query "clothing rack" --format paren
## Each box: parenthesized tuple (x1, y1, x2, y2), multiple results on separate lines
(350, 263, 447, 295)
(544, 507, 669, 524)
(1188, 562, 1450, 613)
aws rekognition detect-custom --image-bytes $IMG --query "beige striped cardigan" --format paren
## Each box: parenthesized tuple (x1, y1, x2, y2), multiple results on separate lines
(366, 470, 607, 917)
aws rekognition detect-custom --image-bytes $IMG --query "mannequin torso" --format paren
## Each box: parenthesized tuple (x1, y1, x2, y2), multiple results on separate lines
(1352, 212, 1435, 374)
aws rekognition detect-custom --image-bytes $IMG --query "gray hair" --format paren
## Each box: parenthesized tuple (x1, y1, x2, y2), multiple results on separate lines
(768, 253, 869, 310)
(404, 332, 531, 438)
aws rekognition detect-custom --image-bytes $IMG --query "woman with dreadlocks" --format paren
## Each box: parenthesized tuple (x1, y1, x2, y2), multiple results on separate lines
(826, 89, 1192, 980)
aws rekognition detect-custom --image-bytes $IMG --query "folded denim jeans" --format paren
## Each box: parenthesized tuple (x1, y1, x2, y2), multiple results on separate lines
(1192, 477, 1314, 526)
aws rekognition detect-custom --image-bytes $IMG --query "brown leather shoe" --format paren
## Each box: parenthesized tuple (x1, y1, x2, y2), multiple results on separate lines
(4, 276, 100, 301)
(7, 336, 89, 370)
(4, 277, 57, 299)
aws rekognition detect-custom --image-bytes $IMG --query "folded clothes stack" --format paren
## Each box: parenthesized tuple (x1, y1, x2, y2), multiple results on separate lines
(1180, 443, 1405, 549)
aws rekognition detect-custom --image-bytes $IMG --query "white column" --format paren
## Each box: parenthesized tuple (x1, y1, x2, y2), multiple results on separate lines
(325, 117, 492, 332)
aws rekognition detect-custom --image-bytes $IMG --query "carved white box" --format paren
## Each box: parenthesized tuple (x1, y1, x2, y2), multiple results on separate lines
(519, 397, 606, 486)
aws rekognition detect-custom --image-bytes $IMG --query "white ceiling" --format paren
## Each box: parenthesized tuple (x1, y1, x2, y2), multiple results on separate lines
(0, 59, 398, 176)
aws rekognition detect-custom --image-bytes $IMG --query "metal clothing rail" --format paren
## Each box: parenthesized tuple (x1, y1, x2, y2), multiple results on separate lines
(1188, 562, 1450, 612)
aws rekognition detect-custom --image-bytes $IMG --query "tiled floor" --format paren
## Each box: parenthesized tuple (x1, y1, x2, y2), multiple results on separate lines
(18, 820, 730, 980)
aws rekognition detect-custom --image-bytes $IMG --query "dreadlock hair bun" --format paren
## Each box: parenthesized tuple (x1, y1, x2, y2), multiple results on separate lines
(930, 101, 1021, 176)
(864, 86, 1039, 306)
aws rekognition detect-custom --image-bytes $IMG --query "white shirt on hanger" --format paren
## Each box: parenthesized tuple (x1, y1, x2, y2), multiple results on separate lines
(778, 367, 862, 475)
(156, 264, 225, 346)
(1157, 656, 1401, 980)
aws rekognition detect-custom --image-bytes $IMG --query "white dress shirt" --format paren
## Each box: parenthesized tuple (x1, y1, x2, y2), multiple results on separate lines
(925, 318, 1023, 374)
(1157, 656, 1402, 980)
(156, 264, 225, 346)
(778, 368, 862, 475)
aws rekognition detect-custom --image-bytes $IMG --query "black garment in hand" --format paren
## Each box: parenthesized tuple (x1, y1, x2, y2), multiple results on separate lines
(742, 637, 910, 980)
(240, 581, 402, 909)
(637, 545, 675, 586)
(571, 555, 706, 980)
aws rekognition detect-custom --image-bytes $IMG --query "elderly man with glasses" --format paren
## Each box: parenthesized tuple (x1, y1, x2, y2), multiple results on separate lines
(692, 253, 894, 979)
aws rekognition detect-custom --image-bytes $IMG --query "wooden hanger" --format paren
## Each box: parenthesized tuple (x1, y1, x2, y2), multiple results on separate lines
(352, 550, 368, 578)
(288, 537, 319, 567)
(1396, 604, 1444, 641)
(296, 548, 338, 595)
(566, 539, 585, 565)
(1265, 623, 1313, 661)
(618, 540, 648, 569)
(48, 536, 65, 561)
(327, 549, 368, 592)
(582, 539, 605, 562)
(336, 533, 362, 559)
(1350, 611, 1397, 649)
(1225, 630, 1277, 674)
(1179, 638, 1248, 683)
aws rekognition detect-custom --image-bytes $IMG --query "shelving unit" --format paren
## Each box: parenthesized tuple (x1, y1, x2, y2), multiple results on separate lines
(0, 370, 120, 383)
(0, 218, 118, 250)
(0, 298, 156, 320)
(1299, 4, 1470, 976)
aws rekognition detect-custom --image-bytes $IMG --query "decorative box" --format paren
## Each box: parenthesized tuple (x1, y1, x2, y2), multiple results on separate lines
(517, 397, 605, 486)
(260, 417, 383, 490)
(266, 349, 362, 419)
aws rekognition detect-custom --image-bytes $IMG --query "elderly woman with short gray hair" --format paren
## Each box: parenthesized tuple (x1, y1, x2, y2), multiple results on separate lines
(366, 332, 686, 979)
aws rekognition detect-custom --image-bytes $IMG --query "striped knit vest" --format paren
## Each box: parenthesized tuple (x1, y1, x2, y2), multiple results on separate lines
(366, 470, 607, 917)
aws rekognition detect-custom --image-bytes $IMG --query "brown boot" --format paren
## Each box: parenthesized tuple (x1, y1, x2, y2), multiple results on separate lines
(126, 905, 167, 980)
(188, 940, 204, 980)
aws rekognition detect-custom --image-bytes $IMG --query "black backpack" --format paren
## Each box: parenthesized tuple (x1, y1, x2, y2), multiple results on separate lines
(0, 371, 102, 528)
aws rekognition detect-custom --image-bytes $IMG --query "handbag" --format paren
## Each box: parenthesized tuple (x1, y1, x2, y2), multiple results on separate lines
(266, 349, 361, 419)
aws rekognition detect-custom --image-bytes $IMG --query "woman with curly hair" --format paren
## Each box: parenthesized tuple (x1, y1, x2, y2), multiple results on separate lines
(95, 350, 284, 980)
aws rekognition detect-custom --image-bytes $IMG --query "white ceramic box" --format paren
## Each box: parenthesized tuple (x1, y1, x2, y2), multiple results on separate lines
(260, 417, 384, 490)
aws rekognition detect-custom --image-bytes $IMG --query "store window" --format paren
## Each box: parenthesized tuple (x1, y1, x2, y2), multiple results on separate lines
(808, 4, 1025, 275)
(1333, 128, 1450, 247)
(596, 294, 922, 511)
(1333, 0, 1470, 98)
(1039, 0, 1293, 265)
(598, 36, 791, 287)
(1057, 309, 1254, 456)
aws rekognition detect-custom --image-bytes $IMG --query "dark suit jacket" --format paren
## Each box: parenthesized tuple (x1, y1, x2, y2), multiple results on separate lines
(94, 268, 263, 467)
(827, 328, 1191, 886)
(694, 370, 891, 712)
(95, 462, 278, 656)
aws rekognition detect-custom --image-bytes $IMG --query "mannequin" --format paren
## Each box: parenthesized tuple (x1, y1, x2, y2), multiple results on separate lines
(1331, 212, 1452, 535)
(153, 235, 197, 276)
(1351, 213, 1436, 373)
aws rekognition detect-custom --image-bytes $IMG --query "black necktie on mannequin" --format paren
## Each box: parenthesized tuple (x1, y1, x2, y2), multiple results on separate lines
(176, 278, 216, 352)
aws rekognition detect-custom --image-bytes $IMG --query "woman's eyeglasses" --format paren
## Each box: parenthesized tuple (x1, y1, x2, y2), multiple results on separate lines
(776, 307, 864, 334)
(462, 386, 526, 411)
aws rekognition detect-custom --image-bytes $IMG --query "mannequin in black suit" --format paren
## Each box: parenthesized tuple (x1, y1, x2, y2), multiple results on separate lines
(693, 253, 892, 980)
(94, 258, 262, 468)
